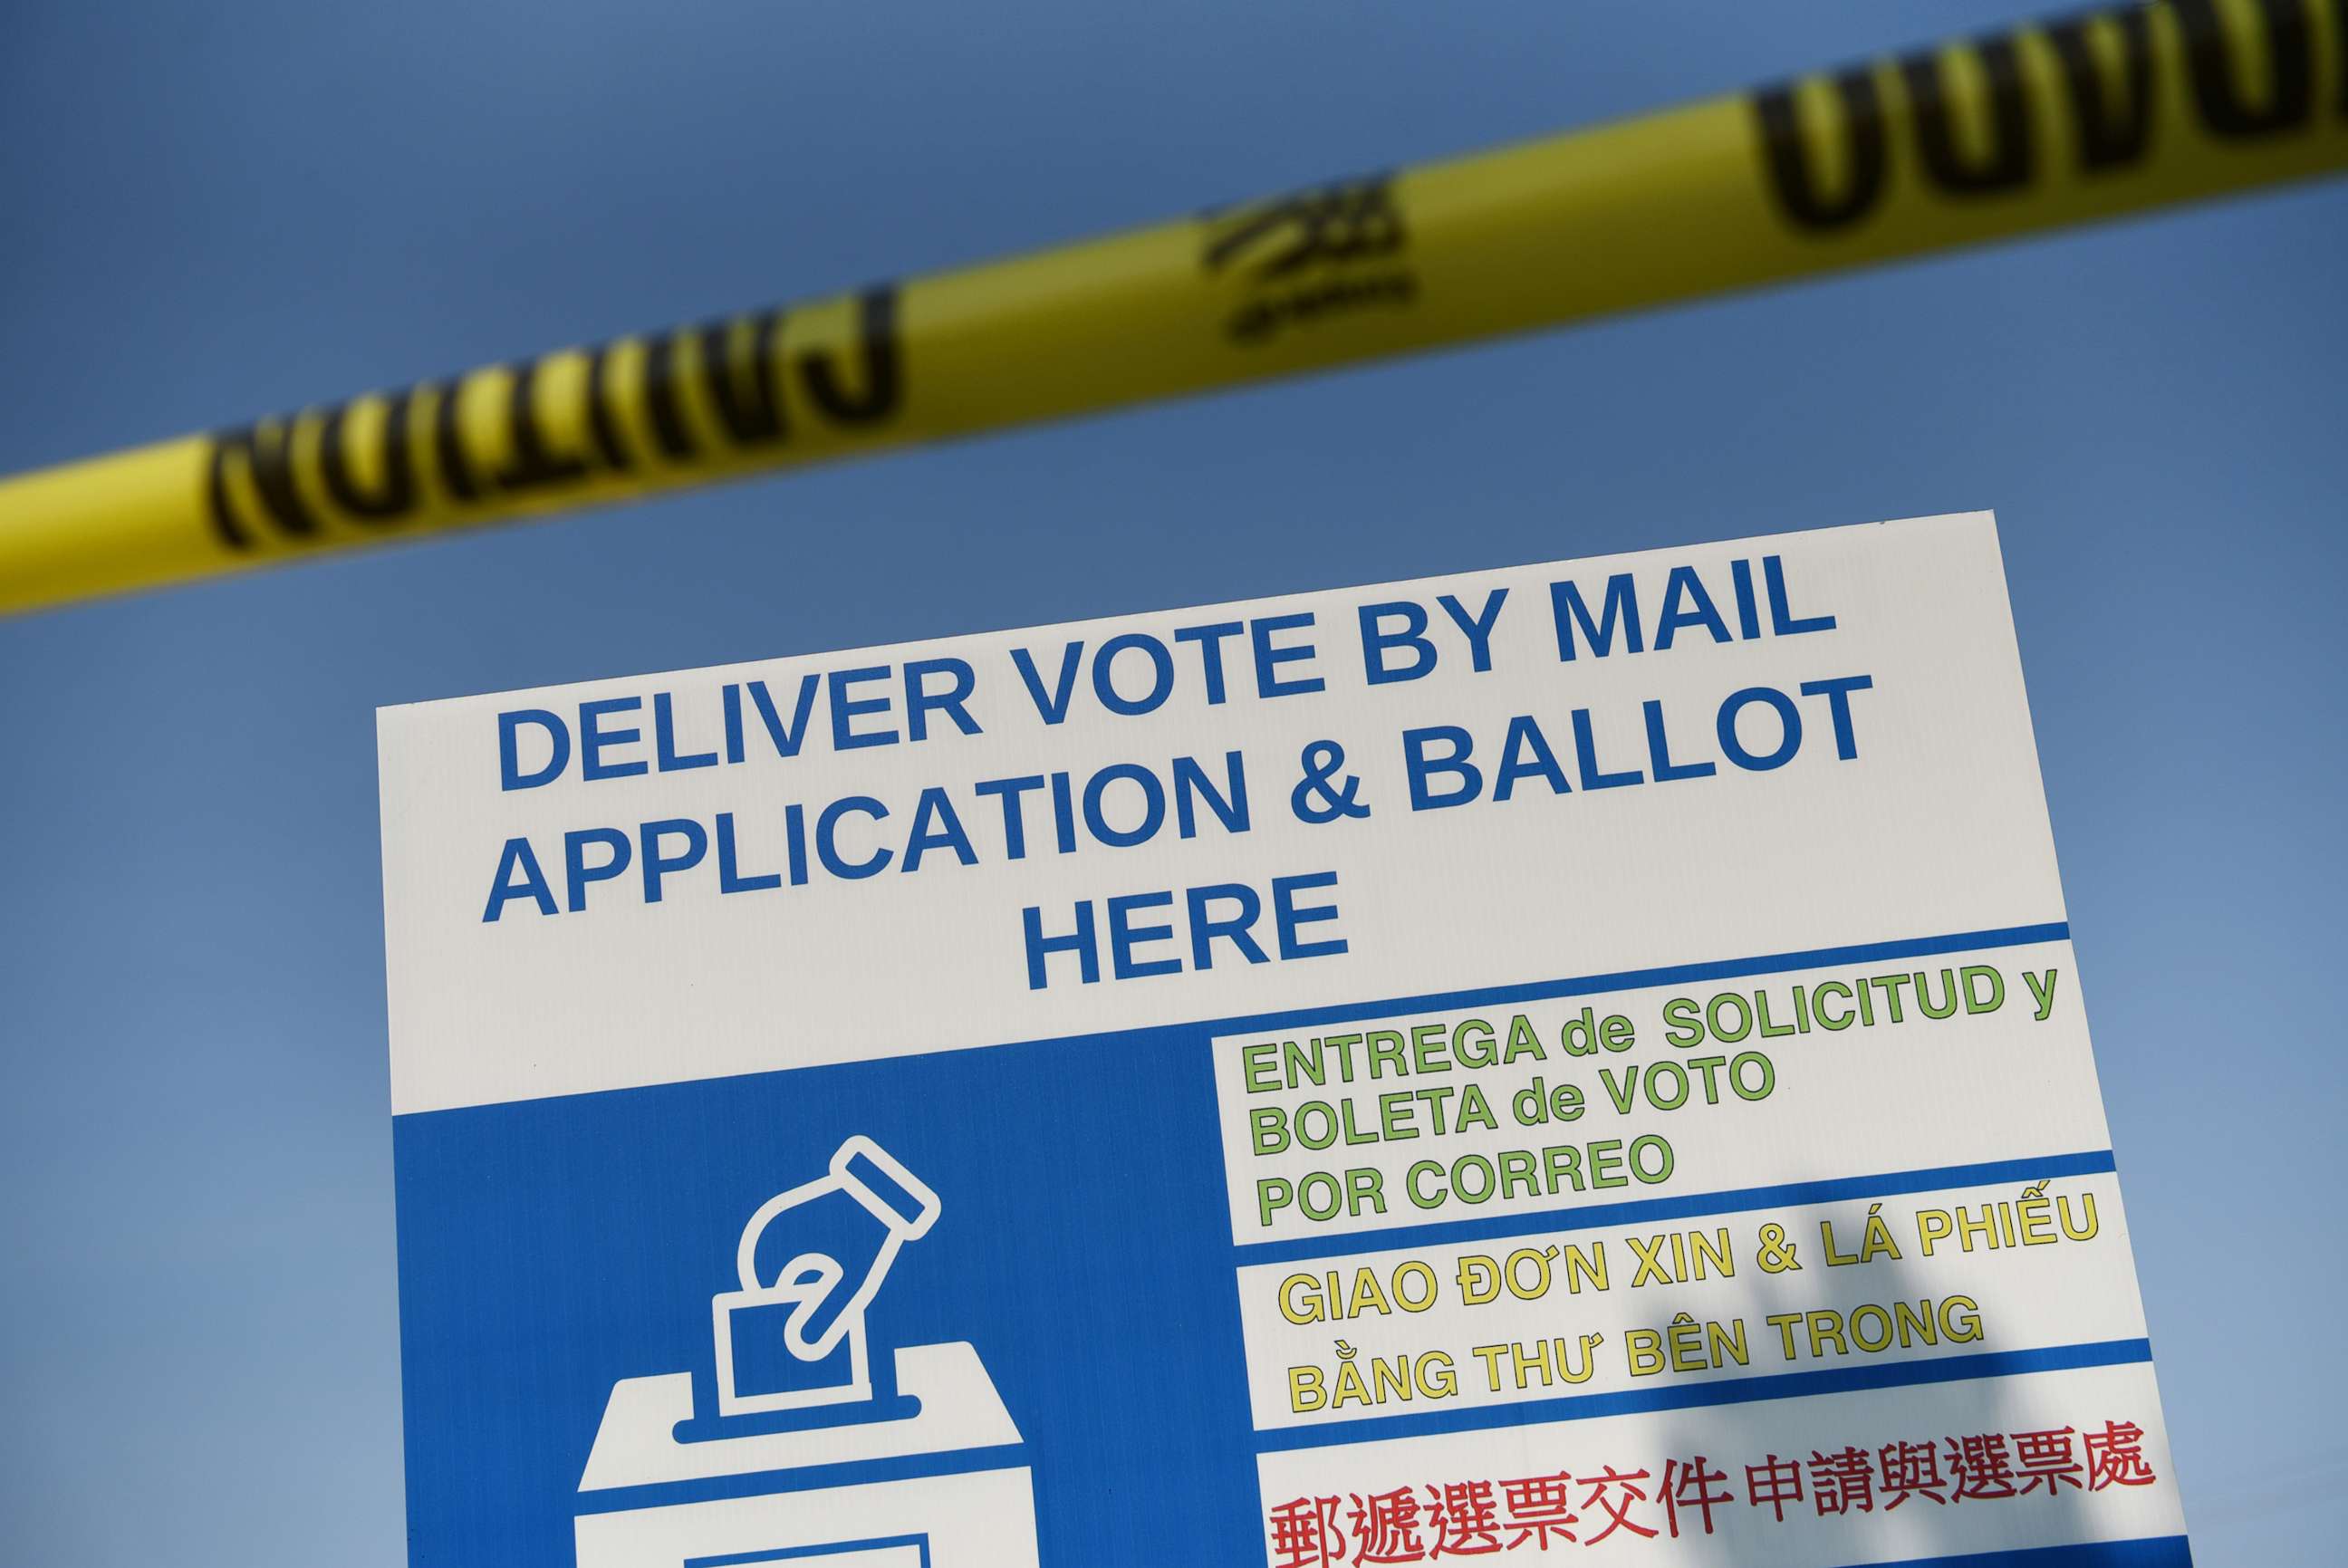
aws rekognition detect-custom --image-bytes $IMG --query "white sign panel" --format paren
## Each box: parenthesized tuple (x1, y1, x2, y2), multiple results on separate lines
(380, 512, 2185, 1568)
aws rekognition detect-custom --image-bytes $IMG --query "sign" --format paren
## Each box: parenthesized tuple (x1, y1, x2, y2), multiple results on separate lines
(380, 513, 2186, 1565)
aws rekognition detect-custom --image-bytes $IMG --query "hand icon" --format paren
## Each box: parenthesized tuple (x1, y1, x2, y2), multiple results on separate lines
(735, 1135, 942, 1363)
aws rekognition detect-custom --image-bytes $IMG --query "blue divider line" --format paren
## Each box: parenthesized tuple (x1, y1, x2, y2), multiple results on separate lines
(394, 920, 2071, 1124)
(1841, 1535, 2190, 1568)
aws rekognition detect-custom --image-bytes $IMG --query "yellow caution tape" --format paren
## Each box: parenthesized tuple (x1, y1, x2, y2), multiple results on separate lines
(3, 0, 2343, 615)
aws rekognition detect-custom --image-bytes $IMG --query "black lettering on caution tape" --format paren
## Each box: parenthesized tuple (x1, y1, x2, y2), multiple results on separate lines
(1754, 0, 2339, 233)
(206, 284, 901, 551)
(2045, 6, 2157, 171)
(1200, 175, 1417, 342)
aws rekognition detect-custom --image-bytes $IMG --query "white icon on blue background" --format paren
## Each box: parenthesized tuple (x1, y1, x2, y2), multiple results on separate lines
(575, 1136, 1041, 1566)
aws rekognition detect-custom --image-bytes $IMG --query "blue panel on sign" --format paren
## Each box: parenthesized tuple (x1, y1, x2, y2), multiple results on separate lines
(398, 1020, 1256, 1563)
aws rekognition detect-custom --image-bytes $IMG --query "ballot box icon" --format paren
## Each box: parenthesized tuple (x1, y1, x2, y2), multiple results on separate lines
(576, 1136, 1039, 1567)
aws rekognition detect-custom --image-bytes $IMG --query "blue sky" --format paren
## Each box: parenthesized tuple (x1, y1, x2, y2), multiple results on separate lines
(1, 2, 2341, 1563)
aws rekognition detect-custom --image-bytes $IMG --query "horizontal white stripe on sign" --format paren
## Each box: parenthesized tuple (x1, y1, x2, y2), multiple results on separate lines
(380, 513, 2059, 1112)
(1236, 1172, 2141, 1433)
(1254, 1360, 2184, 1566)
(1214, 938, 2101, 1247)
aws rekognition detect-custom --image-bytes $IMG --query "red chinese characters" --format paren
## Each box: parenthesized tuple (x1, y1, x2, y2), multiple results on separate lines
(1262, 1415, 2158, 1561)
